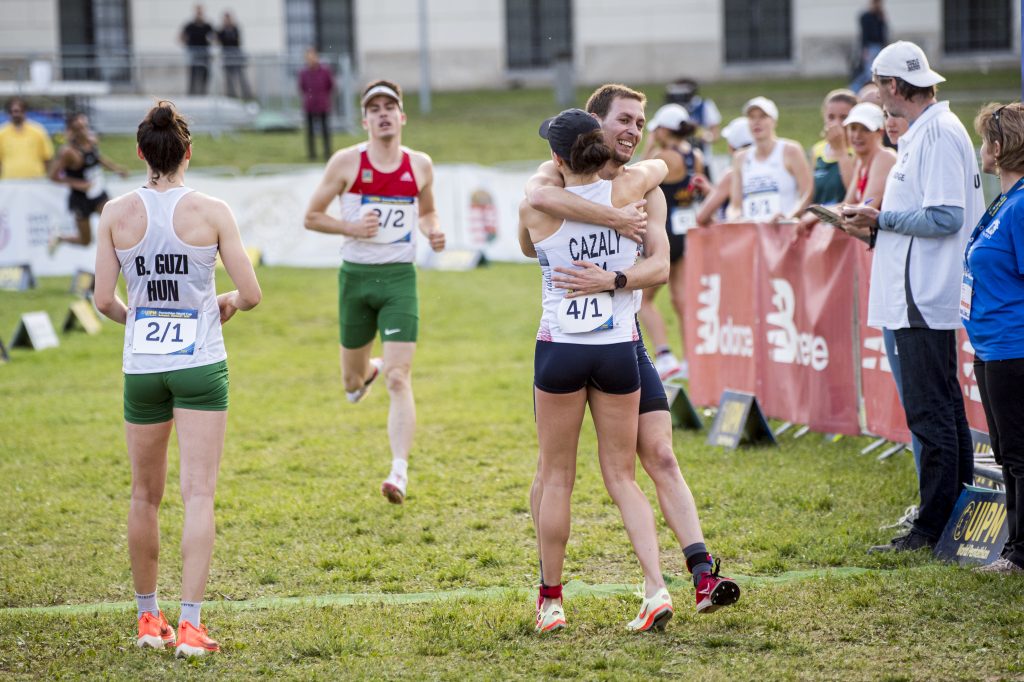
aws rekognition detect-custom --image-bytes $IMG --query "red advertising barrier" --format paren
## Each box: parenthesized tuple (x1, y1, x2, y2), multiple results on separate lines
(683, 222, 988, 441)
(755, 224, 860, 435)
(683, 225, 759, 407)
(856, 247, 912, 443)
(957, 329, 990, 432)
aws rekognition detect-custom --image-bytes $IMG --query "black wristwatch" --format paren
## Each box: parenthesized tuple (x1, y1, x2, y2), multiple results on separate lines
(613, 271, 627, 289)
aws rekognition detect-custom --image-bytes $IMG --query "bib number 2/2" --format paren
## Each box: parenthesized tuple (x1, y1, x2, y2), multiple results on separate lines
(360, 195, 416, 244)
(557, 291, 614, 334)
(132, 307, 199, 355)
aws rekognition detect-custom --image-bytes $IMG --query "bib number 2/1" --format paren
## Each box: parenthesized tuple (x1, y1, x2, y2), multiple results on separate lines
(360, 195, 416, 244)
(557, 292, 614, 334)
(132, 307, 198, 355)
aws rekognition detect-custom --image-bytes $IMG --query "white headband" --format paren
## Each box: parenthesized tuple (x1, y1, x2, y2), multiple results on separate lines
(361, 85, 403, 110)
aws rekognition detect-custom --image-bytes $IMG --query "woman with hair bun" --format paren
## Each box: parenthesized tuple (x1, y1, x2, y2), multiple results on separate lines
(521, 108, 672, 633)
(93, 101, 262, 657)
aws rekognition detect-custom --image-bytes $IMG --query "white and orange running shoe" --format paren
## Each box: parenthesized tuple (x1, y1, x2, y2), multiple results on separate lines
(174, 620, 220, 658)
(136, 611, 175, 649)
(626, 587, 674, 632)
(535, 599, 567, 633)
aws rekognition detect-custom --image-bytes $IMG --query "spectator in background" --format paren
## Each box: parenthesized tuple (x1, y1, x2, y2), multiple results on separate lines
(857, 82, 897, 149)
(0, 97, 54, 180)
(810, 89, 858, 205)
(640, 103, 706, 380)
(850, 0, 888, 91)
(217, 11, 253, 100)
(843, 41, 983, 553)
(48, 112, 127, 253)
(728, 96, 813, 222)
(299, 48, 334, 161)
(180, 5, 214, 96)
(665, 78, 721, 174)
(694, 117, 753, 226)
(966, 102, 1024, 574)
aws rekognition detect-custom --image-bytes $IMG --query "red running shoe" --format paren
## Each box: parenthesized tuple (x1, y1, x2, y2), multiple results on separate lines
(695, 559, 741, 614)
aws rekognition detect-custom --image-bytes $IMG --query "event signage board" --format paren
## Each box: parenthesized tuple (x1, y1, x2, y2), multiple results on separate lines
(62, 300, 102, 335)
(10, 311, 59, 351)
(663, 378, 703, 431)
(68, 269, 95, 298)
(934, 486, 1008, 566)
(707, 389, 776, 449)
(0, 264, 35, 291)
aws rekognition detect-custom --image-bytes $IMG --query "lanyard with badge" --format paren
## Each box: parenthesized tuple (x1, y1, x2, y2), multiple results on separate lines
(961, 175, 1024, 320)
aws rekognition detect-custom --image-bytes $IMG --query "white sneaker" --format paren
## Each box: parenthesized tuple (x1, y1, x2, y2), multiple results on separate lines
(654, 352, 682, 380)
(381, 470, 407, 504)
(626, 587, 673, 632)
(345, 357, 383, 404)
(535, 599, 566, 633)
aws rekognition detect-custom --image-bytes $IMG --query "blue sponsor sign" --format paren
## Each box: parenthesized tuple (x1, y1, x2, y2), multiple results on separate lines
(934, 486, 1008, 566)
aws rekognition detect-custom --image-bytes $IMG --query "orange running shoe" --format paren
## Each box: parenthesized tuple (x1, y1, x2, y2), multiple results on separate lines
(174, 620, 220, 658)
(626, 587, 674, 632)
(136, 611, 175, 649)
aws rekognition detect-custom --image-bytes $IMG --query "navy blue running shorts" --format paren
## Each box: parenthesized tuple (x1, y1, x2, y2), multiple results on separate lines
(635, 322, 669, 413)
(534, 340, 640, 395)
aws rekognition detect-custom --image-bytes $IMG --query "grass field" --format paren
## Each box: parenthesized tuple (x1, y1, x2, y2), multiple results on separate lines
(90, 69, 1023, 171)
(2, 265, 1024, 680)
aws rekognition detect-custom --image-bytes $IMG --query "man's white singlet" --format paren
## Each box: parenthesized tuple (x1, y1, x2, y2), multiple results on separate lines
(534, 180, 639, 345)
(741, 141, 798, 220)
(117, 187, 226, 374)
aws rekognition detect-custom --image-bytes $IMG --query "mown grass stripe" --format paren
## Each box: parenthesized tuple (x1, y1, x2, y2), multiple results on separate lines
(0, 567, 871, 616)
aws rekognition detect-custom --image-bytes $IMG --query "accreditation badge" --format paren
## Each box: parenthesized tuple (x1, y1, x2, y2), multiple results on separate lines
(959, 274, 974, 321)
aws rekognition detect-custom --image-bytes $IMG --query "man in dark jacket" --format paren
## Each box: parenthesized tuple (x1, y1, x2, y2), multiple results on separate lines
(299, 48, 335, 160)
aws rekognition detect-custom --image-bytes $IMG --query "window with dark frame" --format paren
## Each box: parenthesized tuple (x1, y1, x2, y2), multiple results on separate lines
(285, 0, 356, 62)
(58, 0, 132, 82)
(506, 0, 573, 70)
(724, 0, 792, 63)
(943, 0, 1012, 54)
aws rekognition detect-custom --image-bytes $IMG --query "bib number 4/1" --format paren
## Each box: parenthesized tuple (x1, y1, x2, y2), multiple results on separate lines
(360, 195, 417, 244)
(132, 307, 199, 355)
(557, 291, 614, 334)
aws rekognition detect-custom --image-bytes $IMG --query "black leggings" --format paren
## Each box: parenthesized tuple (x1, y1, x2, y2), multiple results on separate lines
(974, 357, 1024, 567)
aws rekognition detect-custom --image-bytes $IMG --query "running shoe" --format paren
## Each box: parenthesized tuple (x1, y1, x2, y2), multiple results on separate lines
(626, 587, 673, 632)
(654, 352, 682, 380)
(535, 599, 566, 633)
(47, 235, 61, 257)
(695, 559, 741, 614)
(136, 611, 175, 649)
(174, 620, 220, 658)
(346, 357, 383, 404)
(381, 470, 407, 504)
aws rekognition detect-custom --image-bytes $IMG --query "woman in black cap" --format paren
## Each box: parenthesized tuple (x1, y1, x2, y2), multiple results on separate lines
(522, 108, 674, 633)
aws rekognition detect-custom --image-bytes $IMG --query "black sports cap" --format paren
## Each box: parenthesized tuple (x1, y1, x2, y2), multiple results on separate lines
(538, 108, 601, 160)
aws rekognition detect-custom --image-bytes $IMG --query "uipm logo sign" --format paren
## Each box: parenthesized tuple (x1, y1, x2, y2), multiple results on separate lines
(694, 274, 753, 357)
(765, 278, 829, 371)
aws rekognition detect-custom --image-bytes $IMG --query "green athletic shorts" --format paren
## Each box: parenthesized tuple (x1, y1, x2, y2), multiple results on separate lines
(338, 261, 419, 348)
(123, 360, 229, 424)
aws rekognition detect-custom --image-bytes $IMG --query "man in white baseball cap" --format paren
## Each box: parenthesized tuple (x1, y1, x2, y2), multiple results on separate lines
(844, 39, 983, 554)
(870, 40, 945, 88)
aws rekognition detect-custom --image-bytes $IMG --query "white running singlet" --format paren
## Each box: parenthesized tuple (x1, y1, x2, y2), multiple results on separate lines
(741, 141, 798, 220)
(534, 179, 639, 345)
(117, 187, 226, 374)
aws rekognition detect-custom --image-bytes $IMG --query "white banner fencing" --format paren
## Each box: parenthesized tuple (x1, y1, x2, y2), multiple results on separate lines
(0, 164, 542, 276)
